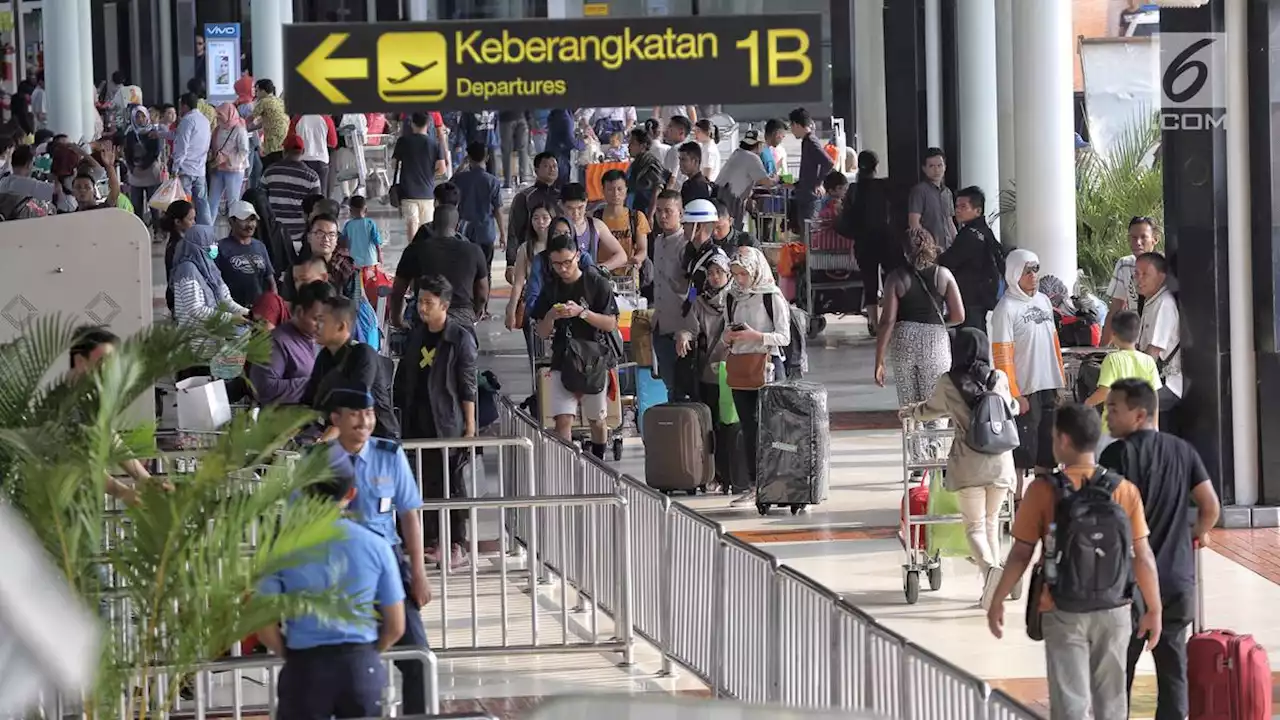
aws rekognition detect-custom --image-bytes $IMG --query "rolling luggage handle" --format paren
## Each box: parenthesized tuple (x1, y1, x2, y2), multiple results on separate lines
(1194, 538, 1205, 634)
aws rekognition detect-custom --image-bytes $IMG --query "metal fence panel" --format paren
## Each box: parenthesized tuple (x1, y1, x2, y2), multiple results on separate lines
(717, 539, 776, 704)
(903, 644, 987, 720)
(775, 568, 835, 708)
(664, 504, 722, 684)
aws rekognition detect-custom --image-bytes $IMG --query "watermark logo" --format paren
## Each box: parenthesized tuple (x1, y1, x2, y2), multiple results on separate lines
(1160, 32, 1226, 130)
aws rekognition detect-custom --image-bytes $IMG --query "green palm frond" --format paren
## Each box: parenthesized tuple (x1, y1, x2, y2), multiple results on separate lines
(1, 315, 348, 719)
(994, 112, 1163, 287)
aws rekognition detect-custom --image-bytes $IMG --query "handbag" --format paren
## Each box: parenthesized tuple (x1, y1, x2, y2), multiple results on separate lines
(208, 131, 235, 173)
(725, 352, 768, 390)
(388, 149, 402, 208)
(1025, 564, 1046, 641)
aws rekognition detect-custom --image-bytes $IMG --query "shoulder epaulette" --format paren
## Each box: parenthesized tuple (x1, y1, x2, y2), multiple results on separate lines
(371, 438, 402, 452)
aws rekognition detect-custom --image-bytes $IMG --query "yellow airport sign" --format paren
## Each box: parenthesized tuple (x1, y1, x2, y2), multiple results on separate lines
(284, 15, 823, 114)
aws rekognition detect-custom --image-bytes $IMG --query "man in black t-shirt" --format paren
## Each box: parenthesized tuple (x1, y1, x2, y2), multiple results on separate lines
(390, 206, 489, 331)
(1100, 378, 1221, 720)
(392, 112, 446, 242)
(531, 234, 619, 457)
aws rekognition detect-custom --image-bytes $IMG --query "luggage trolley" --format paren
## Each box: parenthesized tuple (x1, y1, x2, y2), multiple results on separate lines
(799, 217, 862, 340)
(898, 416, 1020, 604)
(750, 185, 792, 245)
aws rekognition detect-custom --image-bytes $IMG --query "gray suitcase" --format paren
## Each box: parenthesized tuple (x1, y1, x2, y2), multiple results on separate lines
(643, 402, 715, 495)
(755, 381, 830, 514)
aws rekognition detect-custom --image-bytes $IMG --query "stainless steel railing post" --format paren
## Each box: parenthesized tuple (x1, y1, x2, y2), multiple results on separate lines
(615, 498, 635, 667)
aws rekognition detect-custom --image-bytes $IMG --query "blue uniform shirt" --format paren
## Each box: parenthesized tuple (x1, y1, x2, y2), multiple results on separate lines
(327, 439, 423, 545)
(259, 518, 404, 649)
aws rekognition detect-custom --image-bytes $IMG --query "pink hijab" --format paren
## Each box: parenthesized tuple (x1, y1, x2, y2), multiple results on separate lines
(216, 102, 244, 129)
(234, 75, 255, 105)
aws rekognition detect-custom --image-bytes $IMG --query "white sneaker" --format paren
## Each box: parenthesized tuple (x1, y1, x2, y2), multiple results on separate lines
(980, 566, 1004, 611)
(730, 489, 757, 507)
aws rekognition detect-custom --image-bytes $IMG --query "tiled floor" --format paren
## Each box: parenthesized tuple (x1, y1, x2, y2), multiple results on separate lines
(154, 202, 1280, 719)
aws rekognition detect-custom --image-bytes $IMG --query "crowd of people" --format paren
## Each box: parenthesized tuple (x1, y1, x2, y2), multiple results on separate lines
(9, 56, 1222, 718)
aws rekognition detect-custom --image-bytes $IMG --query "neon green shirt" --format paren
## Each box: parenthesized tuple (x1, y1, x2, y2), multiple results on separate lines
(1097, 348, 1162, 435)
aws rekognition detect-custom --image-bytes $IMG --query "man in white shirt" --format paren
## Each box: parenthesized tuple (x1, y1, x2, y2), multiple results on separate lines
(168, 92, 213, 226)
(662, 116, 692, 189)
(715, 129, 776, 227)
(1134, 251, 1183, 433)
(1101, 217, 1159, 346)
(295, 114, 334, 196)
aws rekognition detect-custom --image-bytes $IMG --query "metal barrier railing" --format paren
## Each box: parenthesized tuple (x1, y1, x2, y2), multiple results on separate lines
(496, 396, 1044, 720)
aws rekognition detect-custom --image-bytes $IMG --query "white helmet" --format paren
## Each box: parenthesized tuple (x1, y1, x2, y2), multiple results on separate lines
(683, 198, 718, 224)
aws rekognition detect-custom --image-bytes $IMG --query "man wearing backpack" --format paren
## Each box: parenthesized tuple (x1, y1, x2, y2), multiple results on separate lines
(1100, 379, 1220, 720)
(986, 404, 1163, 720)
(940, 186, 1003, 332)
(531, 234, 620, 458)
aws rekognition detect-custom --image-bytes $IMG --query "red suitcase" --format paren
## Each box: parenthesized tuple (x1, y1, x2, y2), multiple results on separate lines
(1188, 547, 1273, 720)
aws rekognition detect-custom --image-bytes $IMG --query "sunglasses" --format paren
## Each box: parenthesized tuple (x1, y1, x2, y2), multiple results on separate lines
(1022, 263, 1040, 274)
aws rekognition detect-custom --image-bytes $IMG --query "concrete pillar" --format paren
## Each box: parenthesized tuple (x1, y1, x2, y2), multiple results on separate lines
(13, 0, 25, 91)
(854, 0, 890, 175)
(956, 0, 1001, 234)
(158, 0, 174, 102)
(995, 0, 1016, 244)
(42, 0, 82, 139)
(251, 1, 285, 92)
(77, 0, 94, 140)
(1012, 0, 1076, 284)
(923, 0, 943, 146)
(407, 0, 428, 20)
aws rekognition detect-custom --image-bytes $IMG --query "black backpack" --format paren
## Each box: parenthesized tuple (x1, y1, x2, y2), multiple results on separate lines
(1045, 468, 1134, 613)
(964, 371, 1020, 454)
(558, 322, 610, 395)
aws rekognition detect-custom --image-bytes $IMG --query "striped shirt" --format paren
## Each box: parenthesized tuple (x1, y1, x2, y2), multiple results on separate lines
(262, 160, 321, 244)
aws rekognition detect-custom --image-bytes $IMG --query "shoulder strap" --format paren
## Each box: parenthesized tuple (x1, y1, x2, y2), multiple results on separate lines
(726, 294, 736, 322)
(910, 266, 947, 323)
(763, 292, 776, 326)
(1091, 467, 1121, 493)
(629, 209, 638, 244)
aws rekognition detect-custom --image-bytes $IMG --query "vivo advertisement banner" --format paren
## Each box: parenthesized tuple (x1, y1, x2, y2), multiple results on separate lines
(204, 23, 242, 104)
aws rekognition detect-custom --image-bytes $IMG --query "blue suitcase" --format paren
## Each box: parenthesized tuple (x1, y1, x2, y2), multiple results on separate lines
(636, 369, 668, 433)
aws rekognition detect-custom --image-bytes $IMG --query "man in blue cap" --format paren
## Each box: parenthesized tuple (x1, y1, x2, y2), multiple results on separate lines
(256, 466, 406, 719)
(322, 380, 431, 714)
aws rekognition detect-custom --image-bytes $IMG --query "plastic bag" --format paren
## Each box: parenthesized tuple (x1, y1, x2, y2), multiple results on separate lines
(716, 363, 739, 425)
(149, 176, 188, 211)
(925, 470, 972, 558)
(332, 146, 360, 182)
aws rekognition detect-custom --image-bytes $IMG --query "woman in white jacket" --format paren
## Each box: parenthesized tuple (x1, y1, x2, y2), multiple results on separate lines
(723, 246, 792, 506)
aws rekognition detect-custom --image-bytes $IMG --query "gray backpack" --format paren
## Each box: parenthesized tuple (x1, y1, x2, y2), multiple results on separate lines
(965, 372, 1020, 454)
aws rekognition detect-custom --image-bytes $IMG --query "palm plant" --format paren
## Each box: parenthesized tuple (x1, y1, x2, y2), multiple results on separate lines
(0, 316, 352, 719)
(997, 112, 1164, 288)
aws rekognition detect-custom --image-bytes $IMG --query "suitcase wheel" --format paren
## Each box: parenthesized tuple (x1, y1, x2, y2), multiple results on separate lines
(904, 570, 921, 604)
(789, 504, 804, 515)
(757, 503, 770, 516)
(611, 438, 623, 460)
(928, 565, 943, 592)
(807, 316, 827, 340)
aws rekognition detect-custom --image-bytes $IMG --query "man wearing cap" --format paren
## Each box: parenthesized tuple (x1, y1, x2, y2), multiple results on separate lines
(256, 466, 406, 720)
(216, 200, 278, 309)
(322, 381, 431, 715)
(715, 129, 775, 228)
(262, 134, 322, 246)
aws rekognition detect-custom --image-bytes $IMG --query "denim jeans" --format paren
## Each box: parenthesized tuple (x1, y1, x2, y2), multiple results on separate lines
(208, 169, 244, 218)
(129, 184, 158, 226)
(652, 333, 680, 396)
(181, 172, 211, 226)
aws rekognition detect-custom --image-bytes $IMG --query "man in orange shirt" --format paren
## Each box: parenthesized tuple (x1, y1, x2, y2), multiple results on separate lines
(986, 404, 1162, 720)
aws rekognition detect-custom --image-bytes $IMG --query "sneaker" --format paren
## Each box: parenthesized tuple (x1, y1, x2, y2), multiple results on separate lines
(425, 546, 442, 565)
(730, 489, 757, 507)
(980, 566, 1003, 611)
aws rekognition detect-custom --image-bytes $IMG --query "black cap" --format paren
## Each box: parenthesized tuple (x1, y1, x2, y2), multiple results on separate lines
(323, 380, 374, 412)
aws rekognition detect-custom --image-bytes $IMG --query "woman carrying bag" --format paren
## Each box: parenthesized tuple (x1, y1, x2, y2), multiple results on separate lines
(905, 327, 1017, 605)
(722, 246, 791, 507)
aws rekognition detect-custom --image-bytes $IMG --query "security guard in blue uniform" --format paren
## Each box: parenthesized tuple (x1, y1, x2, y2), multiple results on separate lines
(257, 467, 406, 720)
(322, 381, 431, 715)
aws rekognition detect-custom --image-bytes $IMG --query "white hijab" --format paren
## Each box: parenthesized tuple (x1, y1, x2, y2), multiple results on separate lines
(1003, 249, 1040, 303)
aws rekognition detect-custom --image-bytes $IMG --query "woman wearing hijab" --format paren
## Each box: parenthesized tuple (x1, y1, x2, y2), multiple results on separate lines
(209, 102, 251, 219)
(723, 246, 792, 507)
(118, 104, 163, 224)
(907, 327, 1017, 596)
(169, 224, 250, 332)
(874, 227, 965, 405)
(235, 75, 263, 191)
(991, 248, 1066, 475)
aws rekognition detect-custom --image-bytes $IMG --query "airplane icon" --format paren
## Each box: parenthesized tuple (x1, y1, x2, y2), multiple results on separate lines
(387, 61, 438, 85)
(377, 32, 448, 102)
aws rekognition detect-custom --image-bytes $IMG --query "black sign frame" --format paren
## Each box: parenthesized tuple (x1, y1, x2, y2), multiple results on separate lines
(283, 15, 824, 115)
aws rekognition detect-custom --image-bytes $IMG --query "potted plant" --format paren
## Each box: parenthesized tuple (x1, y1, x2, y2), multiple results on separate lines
(0, 316, 352, 719)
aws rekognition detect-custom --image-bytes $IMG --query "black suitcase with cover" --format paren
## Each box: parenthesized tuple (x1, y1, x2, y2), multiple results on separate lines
(755, 381, 830, 514)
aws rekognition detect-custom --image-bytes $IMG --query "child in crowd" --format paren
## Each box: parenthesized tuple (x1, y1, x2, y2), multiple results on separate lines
(602, 131, 628, 162)
(343, 195, 384, 270)
(1083, 310, 1161, 450)
(809, 171, 850, 251)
